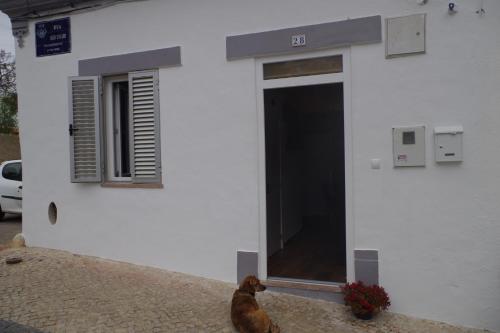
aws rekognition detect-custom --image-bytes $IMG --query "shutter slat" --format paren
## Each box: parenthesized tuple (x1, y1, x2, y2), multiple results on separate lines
(132, 105, 155, 110)
(69, 76, 102, 183)
(133, 114, 154, 118)
(129, 71, 160, 183)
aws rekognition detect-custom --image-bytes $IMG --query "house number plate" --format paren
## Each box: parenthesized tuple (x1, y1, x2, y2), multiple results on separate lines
(291, 34, 306, 47)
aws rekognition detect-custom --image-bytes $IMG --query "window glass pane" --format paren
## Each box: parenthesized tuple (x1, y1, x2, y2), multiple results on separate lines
(2, 162, 22, 181)
(263, 55, 342, 80)
(112, 81, 131, 178)
(118, 82, 130, 177)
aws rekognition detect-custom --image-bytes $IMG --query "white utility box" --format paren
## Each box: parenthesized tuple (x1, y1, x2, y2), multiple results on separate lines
(393, 126, 426, 167)
(386, 14, 426, 58)
(434, 126, 463, 162)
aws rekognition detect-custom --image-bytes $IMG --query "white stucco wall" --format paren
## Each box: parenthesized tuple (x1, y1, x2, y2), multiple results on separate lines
(15, 0, 500, 331)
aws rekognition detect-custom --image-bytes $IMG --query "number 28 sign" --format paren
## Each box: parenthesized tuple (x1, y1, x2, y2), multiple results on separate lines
(291, 34, 306, 47)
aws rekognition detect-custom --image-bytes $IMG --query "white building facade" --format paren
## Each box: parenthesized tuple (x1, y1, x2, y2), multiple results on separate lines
(2, 0, 500, 331)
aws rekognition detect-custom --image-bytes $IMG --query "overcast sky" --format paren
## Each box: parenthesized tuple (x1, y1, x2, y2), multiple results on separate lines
(0, 11, 15, 55)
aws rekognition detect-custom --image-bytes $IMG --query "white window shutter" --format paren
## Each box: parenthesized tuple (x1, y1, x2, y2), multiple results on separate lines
(68, 76, 102, 183)
(128, 71, 161, 183)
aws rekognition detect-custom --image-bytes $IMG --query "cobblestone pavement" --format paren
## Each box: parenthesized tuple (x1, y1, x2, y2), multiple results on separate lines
(0, 214, 21, 244)
(0, 248, 492, 333)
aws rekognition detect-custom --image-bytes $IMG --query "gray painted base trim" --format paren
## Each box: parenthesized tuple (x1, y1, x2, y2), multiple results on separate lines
(79, 46, 181, 76)
(237, 251, 258, 285)
(354, 249, 379, 285)
(227, 15, 381, 60)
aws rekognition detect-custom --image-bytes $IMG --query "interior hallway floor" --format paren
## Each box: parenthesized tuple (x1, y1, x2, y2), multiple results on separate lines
(268, 219, 346, 283)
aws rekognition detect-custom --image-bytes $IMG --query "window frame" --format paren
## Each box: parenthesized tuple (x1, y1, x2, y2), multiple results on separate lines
(69, 70, 161, 187)
(100, 70, 161, 186)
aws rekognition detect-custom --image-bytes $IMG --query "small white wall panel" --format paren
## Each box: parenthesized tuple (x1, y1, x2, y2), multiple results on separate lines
(393, 126, 426, 167)
(386, 14, 426, 58)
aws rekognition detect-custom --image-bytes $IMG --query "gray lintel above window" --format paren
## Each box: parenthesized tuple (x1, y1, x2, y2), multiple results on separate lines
(226, 15, 382, 60)
(78, 46, 181, 76)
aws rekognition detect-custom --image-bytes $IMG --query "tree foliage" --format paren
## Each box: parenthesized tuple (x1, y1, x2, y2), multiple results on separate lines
(0, 50, 17, 133)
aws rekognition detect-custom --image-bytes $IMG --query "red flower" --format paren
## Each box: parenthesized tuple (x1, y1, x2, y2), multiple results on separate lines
(342, 281, 391, 316)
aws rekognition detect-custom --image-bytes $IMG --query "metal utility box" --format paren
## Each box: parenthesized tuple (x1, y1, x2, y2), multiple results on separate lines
(386, 14, 426, 58)
(393, 126, 426, 167)
(434, 126, 463, 162)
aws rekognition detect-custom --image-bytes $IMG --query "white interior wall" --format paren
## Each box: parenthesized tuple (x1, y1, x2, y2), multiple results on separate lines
(15, 0, 500, 331)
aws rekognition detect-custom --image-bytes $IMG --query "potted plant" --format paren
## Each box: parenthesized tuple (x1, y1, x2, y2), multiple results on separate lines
(342, 281, 391, 320)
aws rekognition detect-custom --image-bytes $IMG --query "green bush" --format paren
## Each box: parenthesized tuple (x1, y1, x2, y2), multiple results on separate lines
(0, 93, 17, 134)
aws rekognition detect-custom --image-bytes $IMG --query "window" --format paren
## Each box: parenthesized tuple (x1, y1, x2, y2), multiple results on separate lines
(69, 71, 161, 185)
(2, 162, 22, 181)
(263, 55, 343, 80)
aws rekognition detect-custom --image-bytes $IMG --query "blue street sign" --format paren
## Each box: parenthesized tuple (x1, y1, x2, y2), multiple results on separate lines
(35, 18, 71, 57)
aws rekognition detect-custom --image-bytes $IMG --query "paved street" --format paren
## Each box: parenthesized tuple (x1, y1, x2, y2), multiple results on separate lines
(0, 214, 21, 245)
(0, 247, 491, 333)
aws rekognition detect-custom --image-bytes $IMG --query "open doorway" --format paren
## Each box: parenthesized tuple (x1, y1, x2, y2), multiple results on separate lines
(265, 83, 346, 283)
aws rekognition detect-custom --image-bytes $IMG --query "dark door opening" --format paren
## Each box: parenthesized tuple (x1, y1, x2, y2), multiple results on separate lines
(265, 83, 346, 283)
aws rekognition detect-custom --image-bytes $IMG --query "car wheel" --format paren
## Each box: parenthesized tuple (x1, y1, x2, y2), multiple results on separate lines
(0, 206, 4, 221)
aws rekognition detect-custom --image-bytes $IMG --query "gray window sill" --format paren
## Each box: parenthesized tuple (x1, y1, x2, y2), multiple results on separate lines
(101, 182, 163, 189)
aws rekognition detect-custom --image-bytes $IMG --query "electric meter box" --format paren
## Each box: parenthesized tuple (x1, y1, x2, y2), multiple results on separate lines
(392, 126, 426, 167)
(434, 126, 463, 162)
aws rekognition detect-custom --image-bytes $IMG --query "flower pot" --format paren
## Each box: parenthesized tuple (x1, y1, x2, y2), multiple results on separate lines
(353, 311, 374, 320)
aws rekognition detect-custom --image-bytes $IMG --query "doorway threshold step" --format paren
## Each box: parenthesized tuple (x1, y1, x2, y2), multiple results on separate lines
(265, 279, 344, 303)
(265, 279, 343, 293)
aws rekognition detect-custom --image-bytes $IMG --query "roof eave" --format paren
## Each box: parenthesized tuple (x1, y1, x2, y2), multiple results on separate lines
(1, 1, 94, 21)
(1, 0, 114, 49)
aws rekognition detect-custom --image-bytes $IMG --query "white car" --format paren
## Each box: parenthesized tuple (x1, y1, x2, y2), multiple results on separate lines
(0, 160, 22, 220)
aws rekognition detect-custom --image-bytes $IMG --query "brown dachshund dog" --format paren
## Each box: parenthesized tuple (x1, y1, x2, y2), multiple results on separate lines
(231, 276, 280, 333)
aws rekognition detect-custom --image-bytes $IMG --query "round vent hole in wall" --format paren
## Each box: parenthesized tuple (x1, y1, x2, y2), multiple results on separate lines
(48, 202, 57, 225)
